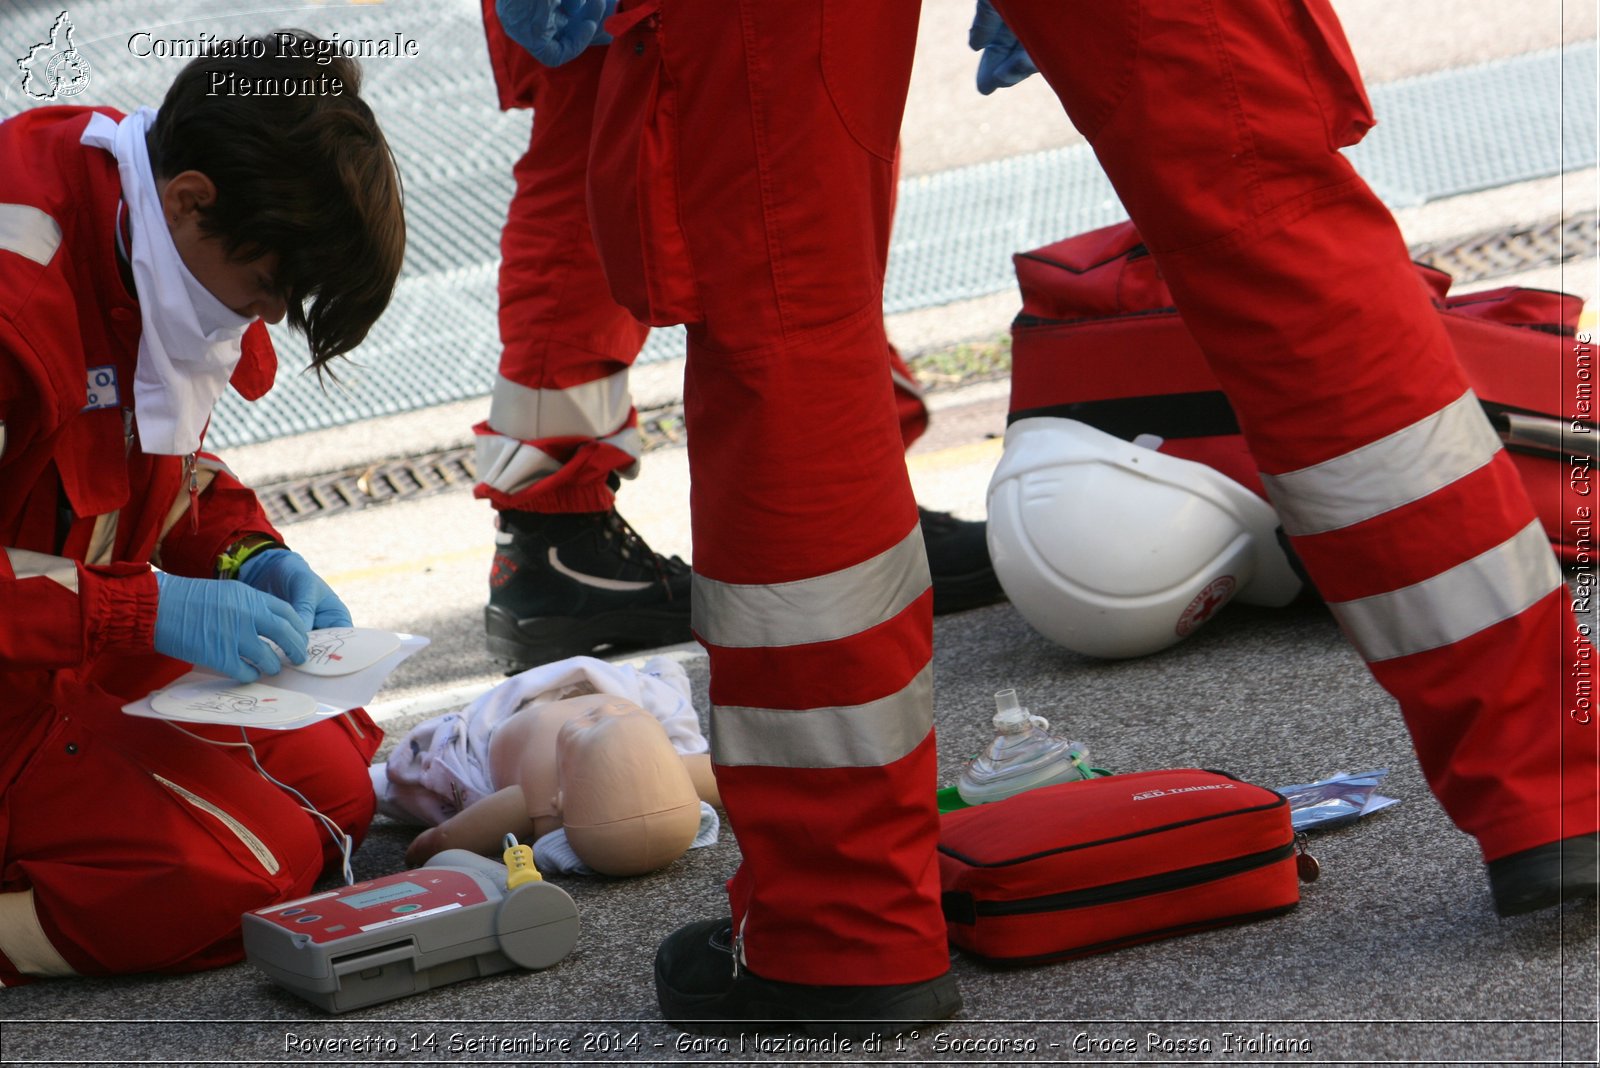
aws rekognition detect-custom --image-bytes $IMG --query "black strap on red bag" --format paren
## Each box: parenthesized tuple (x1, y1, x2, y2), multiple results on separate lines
(1008, 221, 1595, 563)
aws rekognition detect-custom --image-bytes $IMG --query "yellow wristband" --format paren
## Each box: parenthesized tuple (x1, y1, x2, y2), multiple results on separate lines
(215, 534, 286, 580)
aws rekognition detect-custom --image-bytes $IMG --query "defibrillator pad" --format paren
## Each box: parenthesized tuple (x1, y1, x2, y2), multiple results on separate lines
(123, 630, 429, 730)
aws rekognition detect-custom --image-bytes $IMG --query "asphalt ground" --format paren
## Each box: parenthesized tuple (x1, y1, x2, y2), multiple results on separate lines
(1, 1, 1598, 1065)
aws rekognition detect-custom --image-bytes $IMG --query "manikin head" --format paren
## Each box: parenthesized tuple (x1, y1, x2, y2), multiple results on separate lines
(529, 696, 702, 876)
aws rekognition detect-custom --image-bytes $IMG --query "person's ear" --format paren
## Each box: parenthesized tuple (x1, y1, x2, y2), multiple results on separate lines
(160, 170, 217, 226)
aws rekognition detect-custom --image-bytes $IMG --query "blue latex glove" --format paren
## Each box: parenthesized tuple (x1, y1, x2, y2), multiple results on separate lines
(153, 572, 309, 684)
(496, 0, 614, 67)
(236, 549, 354, 631)
(968, 0, 1039, 95)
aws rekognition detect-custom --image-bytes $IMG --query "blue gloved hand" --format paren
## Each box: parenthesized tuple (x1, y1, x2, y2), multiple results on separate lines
(496, 0, 614, 67)
(236, 549, 354, 631)
(969, 0, 1039, 95)
(153, 572, 309, 684)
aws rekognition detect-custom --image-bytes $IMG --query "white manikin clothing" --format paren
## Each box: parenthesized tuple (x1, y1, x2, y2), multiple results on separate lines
(371, 655, 715, 871)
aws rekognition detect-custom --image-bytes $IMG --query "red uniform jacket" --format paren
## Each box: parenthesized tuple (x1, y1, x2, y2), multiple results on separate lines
(0, 106, 280, 744)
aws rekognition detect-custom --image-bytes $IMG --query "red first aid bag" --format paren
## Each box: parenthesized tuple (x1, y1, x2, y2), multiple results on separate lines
(1008, 221, 1594, 563)
(938, 769, 1300, 965)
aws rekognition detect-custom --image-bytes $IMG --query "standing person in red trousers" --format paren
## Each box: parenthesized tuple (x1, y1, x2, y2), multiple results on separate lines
(474, 0, 1001, 673)
(501, 0, 1597, 1036)
(964, 0, 1596, 919)
(0, 35, 404, 981)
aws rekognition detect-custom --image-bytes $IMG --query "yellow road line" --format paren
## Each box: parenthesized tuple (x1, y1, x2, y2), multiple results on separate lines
(325, 543, 492, 587)
(907, 436, 1003, 474)
(326, 437, 1003, 584)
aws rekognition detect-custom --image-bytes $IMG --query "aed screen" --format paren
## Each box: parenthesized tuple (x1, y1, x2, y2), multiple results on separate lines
(342, 881, 428, 910)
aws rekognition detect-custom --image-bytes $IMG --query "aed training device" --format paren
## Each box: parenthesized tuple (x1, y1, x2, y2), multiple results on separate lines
(242, 847, 579, 1013)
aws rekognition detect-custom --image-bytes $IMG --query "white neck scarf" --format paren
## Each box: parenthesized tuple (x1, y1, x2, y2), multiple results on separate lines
(80, 108, 253, 455)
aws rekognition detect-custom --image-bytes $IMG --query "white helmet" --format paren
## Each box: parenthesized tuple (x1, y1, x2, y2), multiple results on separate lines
(986, 417, 1302, 659)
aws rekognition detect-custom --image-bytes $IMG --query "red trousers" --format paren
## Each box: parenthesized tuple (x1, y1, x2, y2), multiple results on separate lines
(990, 0, 1596, 860)
(588, 0, 945, 985)
(472, 14, 928, 514)
(576, 0, 1595, 988)
(0, 684, 380, 981)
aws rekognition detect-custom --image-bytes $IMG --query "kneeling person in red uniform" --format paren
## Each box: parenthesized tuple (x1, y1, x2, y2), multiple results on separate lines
(0, 34, 405, 981)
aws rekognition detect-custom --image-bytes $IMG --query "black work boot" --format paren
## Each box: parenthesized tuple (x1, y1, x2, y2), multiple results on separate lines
(485, 507, 692, 671)
(919, 506, 1006, 615)
(655, 918, 962, 1039)
(1487, 833, 1600, 917)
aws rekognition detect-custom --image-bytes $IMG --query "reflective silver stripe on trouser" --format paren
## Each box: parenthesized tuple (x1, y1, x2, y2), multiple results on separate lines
(0, 890, 76, 978)
(698, 527, 933, 768)
(4, 548, 80, 593)
(477, 370, 641, 493)
(475, 423, 642, 494)
(1329, 520, 1562, 662)
(0, 203, 63, 265)
(714, 664, 935, 768)
(1262, 390, 1504, 536)
(487, 369, 634, 440)
(696, 526, 929, 649)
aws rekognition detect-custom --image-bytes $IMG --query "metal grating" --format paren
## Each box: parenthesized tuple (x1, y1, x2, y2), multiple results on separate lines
(264, 449, 479, 526)
(1, 3, 1592, 450)
(258, 407, 686, 527)
(1408, 212, 1598, 283)
(256, 212, 1599, 527)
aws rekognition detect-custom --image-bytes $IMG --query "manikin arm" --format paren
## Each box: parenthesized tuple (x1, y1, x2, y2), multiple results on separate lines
(404, 786, 536, 867)
(682, 753, 720, 809)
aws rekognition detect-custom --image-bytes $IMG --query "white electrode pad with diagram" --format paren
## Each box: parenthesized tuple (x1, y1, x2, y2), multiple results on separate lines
(124, 627, 430, 731)
(242, 847, 579, 1012)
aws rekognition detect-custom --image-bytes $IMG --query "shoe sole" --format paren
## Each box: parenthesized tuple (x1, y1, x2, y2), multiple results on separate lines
(1490, 835, 1600, 917)
(657, 965, 963, 1040)
(485, 604, 694, 671)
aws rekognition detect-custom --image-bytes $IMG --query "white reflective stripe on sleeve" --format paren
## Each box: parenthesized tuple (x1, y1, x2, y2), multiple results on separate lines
(694, 526, 930, 649)
(1329, 520, 1562, 662)
(711, 664, 934, 768)
(1263, 391, 1503, 536)
(193, 455, 237, 480)
(487, 369, 633, 441)
(890, 366, 924, 401)
(5, 548, 80, 593)
(83, 512, 119, 567)
(0, 889, 77, 978)
(0, 420, 7, 461)
(0, 203, 63, 266)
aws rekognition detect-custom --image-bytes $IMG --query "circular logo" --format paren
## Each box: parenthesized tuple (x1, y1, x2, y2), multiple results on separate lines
(46, 50, 91, 98)
(1175, 576, 1237, 637)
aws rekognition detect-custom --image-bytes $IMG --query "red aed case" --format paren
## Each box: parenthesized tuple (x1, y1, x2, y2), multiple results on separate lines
(938, 769, 1300, 965)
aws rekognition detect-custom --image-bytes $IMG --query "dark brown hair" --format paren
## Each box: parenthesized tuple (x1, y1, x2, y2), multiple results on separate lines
(147, 30, 406, 376)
